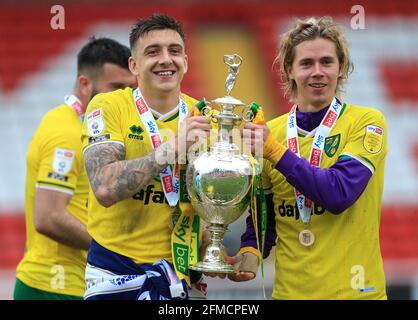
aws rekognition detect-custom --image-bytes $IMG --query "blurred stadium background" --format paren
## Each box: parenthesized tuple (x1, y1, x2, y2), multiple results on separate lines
(1, 0, 418, 299)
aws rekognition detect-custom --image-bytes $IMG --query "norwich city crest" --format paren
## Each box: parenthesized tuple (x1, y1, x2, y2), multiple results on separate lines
(324, 134, 340, 157)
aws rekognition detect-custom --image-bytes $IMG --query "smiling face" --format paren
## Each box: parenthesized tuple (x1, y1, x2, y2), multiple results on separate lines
(288, 37, 342, 112)
(129, 29, 188, 98)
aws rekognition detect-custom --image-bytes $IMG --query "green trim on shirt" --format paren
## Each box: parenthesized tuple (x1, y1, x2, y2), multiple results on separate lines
(163, 111, 179, 122)
(338, 103, 347, 119)
(37, 181, 75, 191)
(338, 154, 376, 172)
(359, 155, 376, 172)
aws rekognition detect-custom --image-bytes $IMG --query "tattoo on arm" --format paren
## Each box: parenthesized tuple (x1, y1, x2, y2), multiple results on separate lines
(84, 141, 175, 204)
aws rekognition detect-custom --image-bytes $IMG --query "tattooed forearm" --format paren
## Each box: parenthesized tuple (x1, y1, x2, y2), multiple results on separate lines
(84, 140, 175, 207)
(85, 143, 124, 193)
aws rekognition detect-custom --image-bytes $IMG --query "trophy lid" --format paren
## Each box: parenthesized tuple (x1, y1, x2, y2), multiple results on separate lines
(213, 95, 244, 106)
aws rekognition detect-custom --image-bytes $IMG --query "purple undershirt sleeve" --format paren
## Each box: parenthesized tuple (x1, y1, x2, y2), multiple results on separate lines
(240, 193, 277, 258)
(239, 150, 371, 255)
(275, 149, 372, 214)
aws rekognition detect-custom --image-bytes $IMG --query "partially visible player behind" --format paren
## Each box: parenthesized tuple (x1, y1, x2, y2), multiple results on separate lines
(14, 37, 136, 300)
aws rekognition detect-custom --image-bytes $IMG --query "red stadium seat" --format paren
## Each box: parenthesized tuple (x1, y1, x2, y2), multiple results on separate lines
(0, 214, 25, 269)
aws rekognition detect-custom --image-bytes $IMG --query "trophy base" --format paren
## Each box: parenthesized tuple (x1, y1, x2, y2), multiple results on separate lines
(189, 261, 235, 274)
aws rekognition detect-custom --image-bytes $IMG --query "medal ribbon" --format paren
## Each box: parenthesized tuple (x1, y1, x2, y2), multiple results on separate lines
(132, 88, 198, 286)
(171, 101, 209, 286)
(64, 94, 84, 122)
(132, 88, 195, 285)
(286, 97, 342, 224)
(250, 104, 267, 299)
(172, 103, 206, 287)
(132, 88, 187, 207)
(171, 165, 200, 287)
(250, 157, 267, 299)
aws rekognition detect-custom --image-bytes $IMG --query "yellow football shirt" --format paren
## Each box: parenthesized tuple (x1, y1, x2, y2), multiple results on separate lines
(81, 88, 197, 264)
(16, 104, 89, 297)
(262, 103, 388, 299)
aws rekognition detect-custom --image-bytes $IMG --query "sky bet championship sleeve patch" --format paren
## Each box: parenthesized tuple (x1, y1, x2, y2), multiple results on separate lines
(87, 108, 105, 136)
(52, 148, 75, 175)
(363, 125, 384, 154)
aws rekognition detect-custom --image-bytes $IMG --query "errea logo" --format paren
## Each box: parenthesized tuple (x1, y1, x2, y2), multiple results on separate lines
(128, 125, 144, 140)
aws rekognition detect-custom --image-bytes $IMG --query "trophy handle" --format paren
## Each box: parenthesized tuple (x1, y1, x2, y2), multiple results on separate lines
(196, 98, 216, 122)
(201, 106, 212, 117)
(242, 105, 256, 122)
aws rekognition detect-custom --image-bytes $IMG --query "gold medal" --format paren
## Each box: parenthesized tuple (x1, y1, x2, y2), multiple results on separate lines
(299, 229, 315, 246)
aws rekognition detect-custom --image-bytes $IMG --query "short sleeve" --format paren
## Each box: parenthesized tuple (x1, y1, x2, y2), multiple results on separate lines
(81, 92, 124, 152)
(339, 109, 388, 174)
(37, 129, 81, 195)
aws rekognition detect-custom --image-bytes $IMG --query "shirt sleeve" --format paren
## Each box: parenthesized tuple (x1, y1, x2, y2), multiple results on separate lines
(81, 92, 125, 153)
(339, 109, 388, 174)
(37, 123, 82, 195)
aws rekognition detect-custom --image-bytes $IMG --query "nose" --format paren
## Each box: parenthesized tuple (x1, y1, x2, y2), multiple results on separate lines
(312, 62, 324, 77)
(159, 48, 172, 66)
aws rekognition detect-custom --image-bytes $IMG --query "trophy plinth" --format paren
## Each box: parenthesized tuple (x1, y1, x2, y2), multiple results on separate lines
(186, 54, 255, 274)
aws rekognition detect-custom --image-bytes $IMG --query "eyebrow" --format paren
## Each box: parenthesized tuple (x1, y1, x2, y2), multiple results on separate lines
(143, 44, 160, 51)
(144, 43, 183, 51)
(320, 56, 335, 60)
(298, 56, 335, 62)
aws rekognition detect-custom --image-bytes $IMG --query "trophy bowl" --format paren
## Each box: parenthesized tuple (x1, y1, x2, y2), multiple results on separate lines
(187, 148, 252, 225)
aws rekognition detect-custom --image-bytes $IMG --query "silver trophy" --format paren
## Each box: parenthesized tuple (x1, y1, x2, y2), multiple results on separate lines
(187, 54, 256, 273)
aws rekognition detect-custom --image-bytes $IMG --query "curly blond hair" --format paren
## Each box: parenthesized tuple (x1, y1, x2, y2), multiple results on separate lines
(274, 16, 353, 101)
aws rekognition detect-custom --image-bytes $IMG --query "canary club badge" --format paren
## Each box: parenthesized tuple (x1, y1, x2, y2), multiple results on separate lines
(53, 148, 75, 175)
(87, 108, 105, 136)
(363, 125, 383, 154)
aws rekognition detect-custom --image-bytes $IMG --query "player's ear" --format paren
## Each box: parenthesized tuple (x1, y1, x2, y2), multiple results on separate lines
(287, 66, 294, 80)
(128, 56, 139, 77)
(78, 75, 92, 99)
(183, 54, 188, 75)
(338, 63, 344, 78)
